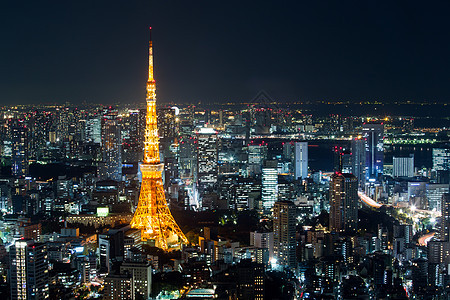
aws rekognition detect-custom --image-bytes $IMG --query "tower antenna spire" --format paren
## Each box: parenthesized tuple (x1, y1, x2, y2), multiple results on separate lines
(147, 27, 154, 85)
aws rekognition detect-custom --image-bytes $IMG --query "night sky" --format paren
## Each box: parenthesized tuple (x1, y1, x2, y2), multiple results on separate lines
(1, 1, 450, 105)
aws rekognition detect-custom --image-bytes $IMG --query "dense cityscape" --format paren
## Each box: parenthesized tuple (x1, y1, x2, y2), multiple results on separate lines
(1, 47, 450, 298)
(3, 1, 450, 299)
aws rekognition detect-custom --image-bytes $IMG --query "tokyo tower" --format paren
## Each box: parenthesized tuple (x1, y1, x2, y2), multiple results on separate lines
(130, 28, 188, 250)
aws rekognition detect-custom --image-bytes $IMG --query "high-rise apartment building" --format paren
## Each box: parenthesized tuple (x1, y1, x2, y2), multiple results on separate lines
(362, 123, 384, 182)
(273, 200, 296, 269)
(329, 173, 358, 233)
(294, 142, 308, 180)
(9, 240, 49, 300)
(100, 110, 122, 181)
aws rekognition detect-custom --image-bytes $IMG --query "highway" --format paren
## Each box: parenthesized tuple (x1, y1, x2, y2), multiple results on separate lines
(358, 192, 441, 217)
(418, 232, 435, 246)
(358, 191, 383, 208)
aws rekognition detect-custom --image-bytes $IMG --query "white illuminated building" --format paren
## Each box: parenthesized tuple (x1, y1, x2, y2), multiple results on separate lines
(262, 167, 278, 212)
(294, 142, 308, 180)
(9, 240, 49, 300)
(196, 126, 218, 204)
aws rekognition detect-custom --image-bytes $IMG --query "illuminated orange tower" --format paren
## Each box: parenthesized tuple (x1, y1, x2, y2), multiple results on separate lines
(130, 28, 188, 250)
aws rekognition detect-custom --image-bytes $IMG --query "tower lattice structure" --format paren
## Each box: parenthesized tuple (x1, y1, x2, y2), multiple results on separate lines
(130, 28, 188, 250)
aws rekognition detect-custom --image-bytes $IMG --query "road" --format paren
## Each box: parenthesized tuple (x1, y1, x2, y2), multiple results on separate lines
(358, 192, 383, 208)
(358, 192, 441, 217)
(418, 232, 435, 246)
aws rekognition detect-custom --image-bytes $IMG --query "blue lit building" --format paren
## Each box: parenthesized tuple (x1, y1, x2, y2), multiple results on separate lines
(363, 123, 384, 183)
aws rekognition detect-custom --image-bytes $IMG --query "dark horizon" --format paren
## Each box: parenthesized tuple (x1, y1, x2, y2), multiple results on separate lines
(1, 1, 450, 105)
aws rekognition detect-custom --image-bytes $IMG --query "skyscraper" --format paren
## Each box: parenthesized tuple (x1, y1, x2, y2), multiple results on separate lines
(9, 240, 49, 300)
(273, 200, 296, 269)
(294, 142, 308, 180)
(433, 148, 450, 171)
(100, 110, 122, 181)
(329, 173, 358, 233)
(11, 120, 29, 177)
(362, 123, 384, 182)
(351, 138, 366, 190)
(85, 116, 102, 144)
(196, 127, 218, 202)
(433, 148, 450, 184)
(440, 193, 450, 241)
(262, 167, 278, 212)
(333, 146, 352, 173)
(130, 28, 187, 250)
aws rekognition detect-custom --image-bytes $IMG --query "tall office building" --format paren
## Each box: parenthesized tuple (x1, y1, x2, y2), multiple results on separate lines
(262, 167, 278, 212)
(120, 260, 152, 299)
(426, 184, 449, 212)
(11, 121, 29, 177)
(433, 148, 450, 171)
(362, 123, 384, 182)
(100, 110, 122, 181)
(441, 193, 450, 241)
(433, 148, 450, 184)
(196, 127, 218, 199)
(333, 146, 352, 173)
(393, 155, 414, 178)
(329, 173, 358, 233)
(85, 117, 102, 144)
(103, 274, 132, 300)
(248, 144, 267, 175)
(351, 138, 366, 190)
(236, 260, 265, 300)
(273, 200, 296, 269)
(122, 109, 144, 163)
(294, 142, 308, 180)
(9, 240, 49, 300)
(408, 181, 427, 210)
(157, 107, 177, 140)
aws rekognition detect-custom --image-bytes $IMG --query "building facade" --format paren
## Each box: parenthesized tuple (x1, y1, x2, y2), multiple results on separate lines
(329, 173, 358, 233)
(273, 200, 296, 269)
(9, 240, 49, 300)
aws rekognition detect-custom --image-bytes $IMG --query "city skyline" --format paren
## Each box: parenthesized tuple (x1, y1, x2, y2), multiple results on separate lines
(2, 1, 450, 105)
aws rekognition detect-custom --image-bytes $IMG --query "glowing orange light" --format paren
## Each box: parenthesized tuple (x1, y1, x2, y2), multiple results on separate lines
(130, 29, 187, 251)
